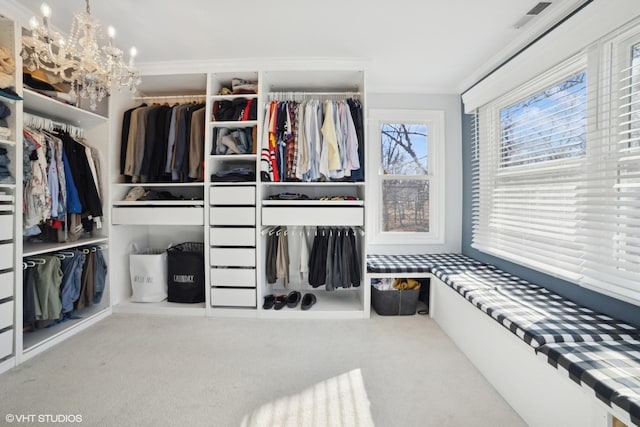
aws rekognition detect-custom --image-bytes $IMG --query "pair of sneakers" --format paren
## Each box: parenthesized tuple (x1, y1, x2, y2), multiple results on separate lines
(263, 291, 317, 310)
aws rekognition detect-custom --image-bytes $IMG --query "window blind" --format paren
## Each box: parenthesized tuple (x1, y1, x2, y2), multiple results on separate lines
(578, 40, 640, 302)
(471, 26, 640, 304)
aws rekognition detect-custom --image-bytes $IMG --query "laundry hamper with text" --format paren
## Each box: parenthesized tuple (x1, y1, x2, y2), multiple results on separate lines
(167, 242, 205, 303)
(129, 247, 167, 302)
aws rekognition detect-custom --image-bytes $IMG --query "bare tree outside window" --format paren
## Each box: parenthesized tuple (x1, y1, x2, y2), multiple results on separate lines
(500, 71, 587, 168)
(380, 123, 429, 232)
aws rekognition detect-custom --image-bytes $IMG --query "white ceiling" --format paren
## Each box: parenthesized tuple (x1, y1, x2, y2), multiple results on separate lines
(8, 0, 581, 94)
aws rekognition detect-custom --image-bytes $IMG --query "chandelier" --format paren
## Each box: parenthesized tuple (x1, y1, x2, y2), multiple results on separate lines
(21, 0, 140, 110)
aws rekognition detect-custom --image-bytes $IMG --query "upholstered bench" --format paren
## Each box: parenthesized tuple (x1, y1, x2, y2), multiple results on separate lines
(538, 340, 640, 426)
(367, 253, 640, 426)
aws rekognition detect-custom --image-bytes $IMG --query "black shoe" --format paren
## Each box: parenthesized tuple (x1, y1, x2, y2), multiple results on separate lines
(274, 295, 287, 310)
(262, 294, 275, 309)
(287, 291, 301, 308)
(301, 293, 317, 310)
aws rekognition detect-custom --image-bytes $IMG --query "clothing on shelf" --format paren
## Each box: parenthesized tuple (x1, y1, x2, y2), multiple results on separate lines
(23, 125, 103, 240)
(211, 126, 256, 155)
(265, 226, 361, 291)
(210, 167, 256, 182)
(120, 102, 206, 183)
(0, 146, 13, 184)
(212, 97, 257, 122)
(260, 98, 363, 182)
(23, 246, 108, 331)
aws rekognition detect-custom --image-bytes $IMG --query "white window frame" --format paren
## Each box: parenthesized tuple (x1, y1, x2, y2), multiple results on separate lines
(367, 109, 445, 245)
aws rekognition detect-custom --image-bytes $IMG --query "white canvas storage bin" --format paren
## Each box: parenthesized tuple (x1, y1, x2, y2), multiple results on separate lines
(209, 227, 255, 246)
(129, 248, 168, 302)
(211, 268, 256, 287)
(0, 243, 12, 270)
(0, 328, 12, 360)
(0, 214, 13, 240)
(0, 271, 13, 300)
(210, 186, 255, 205)
(209, 207, 255, 226)
(0, 300, 13, 330)
(211, 287, 256, 307)
(210, 248, 256, 267)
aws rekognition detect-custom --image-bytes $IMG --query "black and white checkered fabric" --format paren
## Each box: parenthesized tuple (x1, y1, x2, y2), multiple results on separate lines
(538, 340, 640, 426)
(432, 263, 536, 297)
(462, 287, 640, 348)
(366, 253, 480, 274)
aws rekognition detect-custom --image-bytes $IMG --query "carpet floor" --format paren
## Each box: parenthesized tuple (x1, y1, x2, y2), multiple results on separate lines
(0, 311, 526, 427)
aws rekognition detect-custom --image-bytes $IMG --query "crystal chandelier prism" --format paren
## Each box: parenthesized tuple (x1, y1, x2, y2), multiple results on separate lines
(21, 0, 140, 110)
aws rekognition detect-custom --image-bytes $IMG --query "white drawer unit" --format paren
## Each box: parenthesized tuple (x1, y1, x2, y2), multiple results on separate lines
(0, 271, 13, 300)
(112, 207, 204, 225)
(209, 207, 255, 226)
(0, 300, 13, 330)
(262, 207, 364, 226)
(210, 248, 256, 267)
(210, 268, 256, 287)
(0, 214, 13, 240)
(0, 243, 12, 271)
(209, 227, 255, 247)
(211, 287, 256, 307)
(0, 328, 12, 360)
(210, 186, 256, 205)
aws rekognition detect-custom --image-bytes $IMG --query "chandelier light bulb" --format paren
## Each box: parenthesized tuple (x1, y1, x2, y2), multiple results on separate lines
(40, 3, 51, 19)
(128, 47, 137, 68)
(107, 26, 116, 40)
(29, 16, 39, 30)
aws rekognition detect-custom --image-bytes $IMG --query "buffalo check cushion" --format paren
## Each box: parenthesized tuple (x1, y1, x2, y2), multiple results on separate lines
(538, 340, 640, 426)
(432, 264, 537, 297)
(366, 253, 480, 274)
(463, 287, 640, 348)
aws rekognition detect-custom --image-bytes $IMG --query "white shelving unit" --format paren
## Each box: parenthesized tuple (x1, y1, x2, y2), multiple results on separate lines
(19, 79, 112, 364)
(0, 14, 20, 373)
(108, 73, 208, 316)
(103, 67, 368, 321)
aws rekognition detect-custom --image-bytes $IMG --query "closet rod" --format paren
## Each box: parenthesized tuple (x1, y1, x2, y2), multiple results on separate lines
(23, 112, 85, 139)
(268, 91, 361, 99)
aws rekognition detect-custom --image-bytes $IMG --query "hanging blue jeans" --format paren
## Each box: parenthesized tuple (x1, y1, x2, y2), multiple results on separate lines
(60, 250, 85, 314)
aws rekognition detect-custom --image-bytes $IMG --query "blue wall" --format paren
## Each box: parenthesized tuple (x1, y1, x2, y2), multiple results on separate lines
(460, 107, 640, 328)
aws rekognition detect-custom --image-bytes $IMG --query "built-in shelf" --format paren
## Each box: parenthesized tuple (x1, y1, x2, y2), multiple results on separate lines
(209, 154, 256, 160)
(0, 184, 15, 189)
(208, 181, 257, 186)
(0, 138, 15, 146)
(23, 236, 109, 257)
(113, 200, 205, 207)
(0, 194, 14, 202)
(23, 88, 107, 126)
(112, 182, 205, 188)
(113, 300, 206, 317)
(209, 120, 257, 128)
(262, 200, 364, 206)
(258, 289, 365, 320)
(22, 305, 111, 357)
(261, 181, 365, 186)
(210, 94, 258, 101)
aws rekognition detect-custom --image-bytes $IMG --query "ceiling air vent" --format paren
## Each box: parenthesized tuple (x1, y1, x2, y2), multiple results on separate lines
(514, 2, 552, 29)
